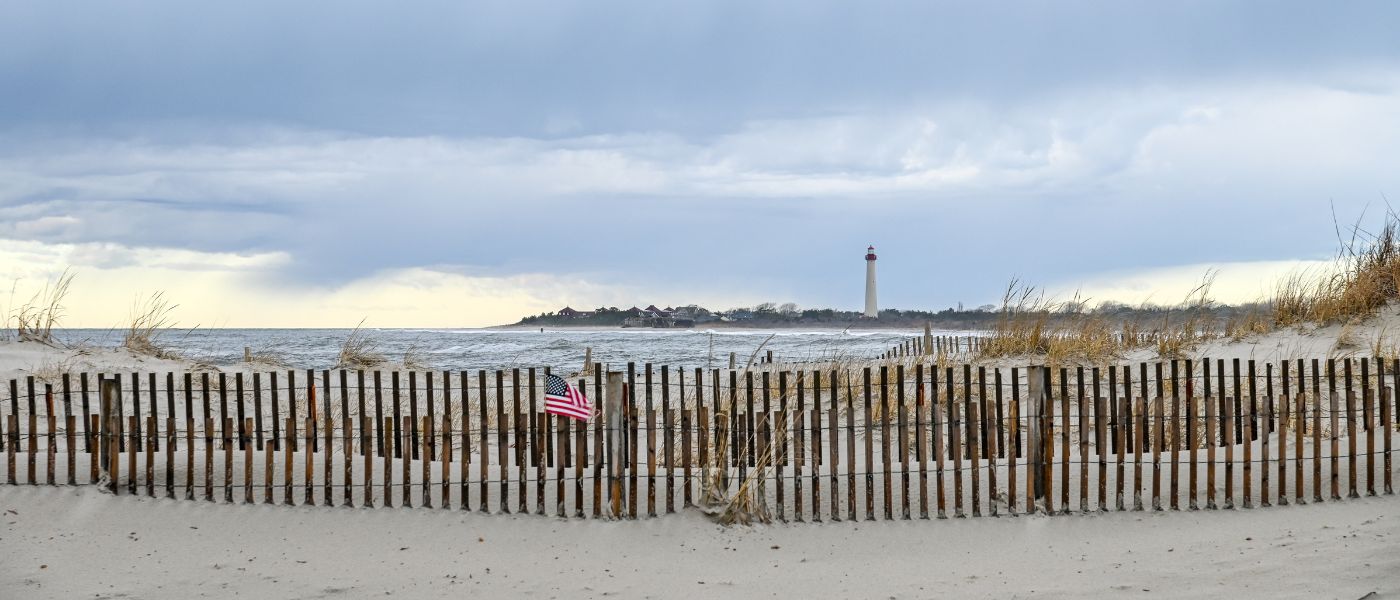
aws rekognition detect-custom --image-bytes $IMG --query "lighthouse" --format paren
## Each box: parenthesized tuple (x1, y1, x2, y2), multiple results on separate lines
(864, 245, 878, 318)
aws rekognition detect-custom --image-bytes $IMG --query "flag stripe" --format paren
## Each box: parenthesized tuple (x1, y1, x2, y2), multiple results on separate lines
(545, 403, 591, 419)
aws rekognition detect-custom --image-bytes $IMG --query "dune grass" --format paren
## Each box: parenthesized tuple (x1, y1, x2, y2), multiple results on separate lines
(972, 272, 1245, 363)
(335, 319, 387, 369)
(14, 269, 74, 345)
(1273, 213, 1400, 328)
(122, 291, 182, 359)
(975, 280, 1147, 364)
(123, 292, 184, 358)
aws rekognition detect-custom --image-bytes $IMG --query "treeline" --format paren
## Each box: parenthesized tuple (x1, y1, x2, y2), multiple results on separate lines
(517, 301, 1270, 330)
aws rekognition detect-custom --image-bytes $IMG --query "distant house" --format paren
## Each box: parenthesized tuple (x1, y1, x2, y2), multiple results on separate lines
(672, 304, 709, 317)
(624, 303, 694, 328)
(672, 304, 717, 323)
(556, 306, 594, 319)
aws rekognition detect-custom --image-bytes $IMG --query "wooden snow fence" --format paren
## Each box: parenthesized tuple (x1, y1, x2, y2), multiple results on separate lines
(1, 359, 1395, 521)
(876, 332, 1156, 360)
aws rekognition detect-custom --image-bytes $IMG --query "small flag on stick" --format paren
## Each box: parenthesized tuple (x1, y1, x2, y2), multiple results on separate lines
(544, 373, 592, 421)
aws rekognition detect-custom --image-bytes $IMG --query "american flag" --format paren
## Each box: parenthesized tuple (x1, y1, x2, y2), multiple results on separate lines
(544, 373, 591, 421)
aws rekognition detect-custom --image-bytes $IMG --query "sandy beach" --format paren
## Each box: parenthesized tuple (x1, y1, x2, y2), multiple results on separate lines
(3, 484, 1395, 599)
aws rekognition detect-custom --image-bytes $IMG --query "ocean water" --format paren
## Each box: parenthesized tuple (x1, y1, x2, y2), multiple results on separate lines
(49, 327, 981, 372)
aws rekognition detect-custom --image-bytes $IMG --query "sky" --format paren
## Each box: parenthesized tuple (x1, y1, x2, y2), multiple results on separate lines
(1, 1, 1398, 327)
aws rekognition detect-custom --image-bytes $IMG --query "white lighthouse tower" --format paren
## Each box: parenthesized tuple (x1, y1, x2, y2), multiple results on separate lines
(864, 245, 878, 318)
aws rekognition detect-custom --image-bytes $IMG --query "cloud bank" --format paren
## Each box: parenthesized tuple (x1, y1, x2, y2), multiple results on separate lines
(1, 2, 1397, 325)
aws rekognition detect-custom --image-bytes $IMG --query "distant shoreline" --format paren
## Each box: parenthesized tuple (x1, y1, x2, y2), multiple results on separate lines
(488, 322, 977, 333)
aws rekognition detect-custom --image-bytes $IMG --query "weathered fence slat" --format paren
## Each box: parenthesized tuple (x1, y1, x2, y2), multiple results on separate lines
(1098, 369, 1109, 512)
(665, 366, 675, 515)
(914, 365, 927, 520)
(951, 366, 964, 518)
(243, 418, 253, 504)
(844, 368, 856, 521)
(265, 438, 275, 504)
(1223, 398, 1235, 509)
(382, 416, 393, 508)
(1076, 368, 1087, 513)
(1346, 389, 1358, 499)
(600, 366, 610, 519)
(984, 367, 997, 518)
(362, 417, 373, 508)
(830, 369, 842, 521)
(344, 371, 355, 507)
(812, 371, 824, 521)
(1170, 361, 1180, 510)
(627, 369, 639, 520)
(682, 372, 694, 510)
(1060, 370, 1071, 514)
(49, 414, 59, 487)
(968, 379, 981, 518)
(863, 367, 875, 520)
(1364, 389, 1375, 497)
(883, 366, 894, 521)
(475, 372, 485, 512)
(514, 369, 526, 515)
(305, 416, 315, 506)
(525, 408, 539, 514)
(1007, 382, 1019, 516)
(422, 416, 433, 509)
(401, 416, 412, 508)
(1266, 363, 1277, 499)
(126, 415, 137, 495)
(575, 376, 586, 519)
(1187, 367, 1198, 510)
(1383, 386, 1393, 495)
(7, 416, 17, 486)
(284, 417, 295, 506)
(647, 366, 657, 518)
(528, 409, 540, 514)
(28, 410, 38, 485)
(1152, 396, 1163, 511)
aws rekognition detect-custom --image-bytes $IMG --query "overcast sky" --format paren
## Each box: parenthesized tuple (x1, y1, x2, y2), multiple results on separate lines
(1, 1, 1398, 327)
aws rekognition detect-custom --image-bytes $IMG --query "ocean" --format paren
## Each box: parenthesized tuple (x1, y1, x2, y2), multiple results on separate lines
(47, 327, 980, 372)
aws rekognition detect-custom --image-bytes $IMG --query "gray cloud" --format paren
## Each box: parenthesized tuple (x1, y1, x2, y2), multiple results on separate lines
(1, 2, 1398, 312)
(2, 1, 1397, 137)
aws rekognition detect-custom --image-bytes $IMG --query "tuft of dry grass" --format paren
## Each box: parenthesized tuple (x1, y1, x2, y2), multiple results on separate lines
(977, 279, 1055, 358)
(1153, 272, 1222, 358)
(976, 280, 1136, 364)
(31, 353, 81, 384)
(401, 343, 426, 371)
(1273, 212, 1400, 327)
(1370, 325, 1400, 359)
(1223, 306, 1271, 341)
(335, 319, 386, 369)
(14, 269, 74, 345)
(975, 272, 1239, 362)
(122, 291, 181, 359)
(245, 343, 289, 367)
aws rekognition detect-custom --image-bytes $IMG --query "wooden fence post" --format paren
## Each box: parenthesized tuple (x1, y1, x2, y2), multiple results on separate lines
(100, 378, 119, 491)
(607, 371, 626, 519)
(1027, 365, 1047, 512)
